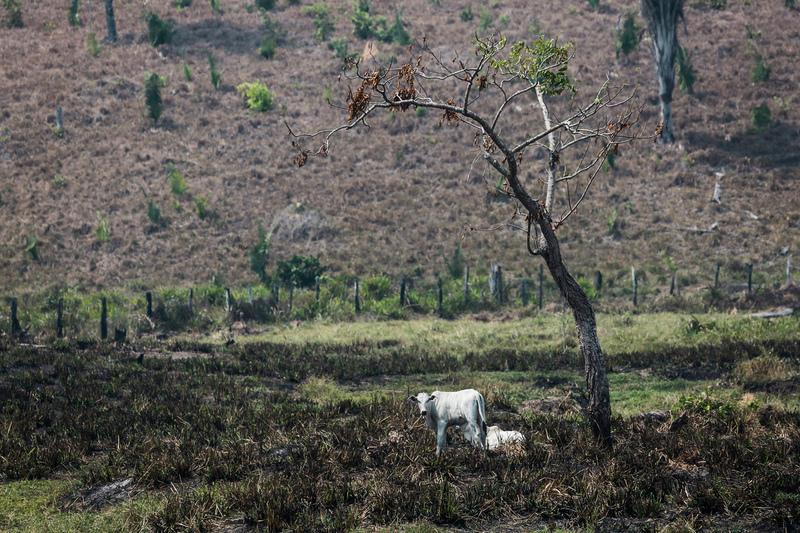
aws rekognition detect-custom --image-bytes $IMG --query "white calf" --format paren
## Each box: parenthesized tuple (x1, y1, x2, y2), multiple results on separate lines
(408, 389, 487, 456)
(486, 426, 525, 450)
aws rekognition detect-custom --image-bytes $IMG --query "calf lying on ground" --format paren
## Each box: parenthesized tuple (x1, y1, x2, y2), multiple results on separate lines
(486, 425, 525, 450)
(408, 389, 487, 455)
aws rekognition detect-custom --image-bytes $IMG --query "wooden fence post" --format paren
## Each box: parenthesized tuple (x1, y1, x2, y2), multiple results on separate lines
(538, 264, 544, 311)
(714, 264, 720, 289)
(101, 297, 108, 340)
(496, 265, 503, 305)
(787, 255, 792, 285)
(670, 273, 676, 296)
(225, 288, 231, 314)
(521, 278, 528, 307)
(400, 277, 406, 307)
(11, 297, 22, 335)
(315, 276, 320, 302)
(56, 106, 63, 131)
(438, 278, 443, 318)
(595, 270, 603, 295)
(247, 286, 253, 304)
(273, 283, 279, 304)
(464, 264, 469, 301)
(354, 279, 360, 313)
(747, 264, 753, 292)
(146, 292, 152, 318)
(189, 287, 194, 314)
(57, 298, 64, 338)
(631, 267, 638, 307)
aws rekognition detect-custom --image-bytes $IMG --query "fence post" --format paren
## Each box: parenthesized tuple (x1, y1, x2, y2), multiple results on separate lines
(101, 297, 108, 340)
(521, 278, 528, 307)
(146, 292, 152, 318)
(225, 288, 231, 314)
(538, 264, 544, 311)
(595, 270, 603, 296)
(631, 267, 637, 307)
(670, 273, 676, 296)
(714, 264, 720, 289)
(400, 277, 406, 307)
(438, 278, 443, 318)
(273, 283, 279, 304)
(747, 263, 753, 292)
(354, 279, 360, 313)
(464, 264, 469, 301)
(56, 106, 63, 131)
(496, 265, 503, 306)
(189, 287, 194, 314)
(247, 286, 253, 304)
(315, 276, 321, 302)
(57, 298, 64, 338)
(11, 297, 22, 335)
(787, 255, 792, 285)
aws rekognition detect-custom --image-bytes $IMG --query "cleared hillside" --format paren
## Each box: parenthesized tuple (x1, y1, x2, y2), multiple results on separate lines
(0, 0, 798, 302)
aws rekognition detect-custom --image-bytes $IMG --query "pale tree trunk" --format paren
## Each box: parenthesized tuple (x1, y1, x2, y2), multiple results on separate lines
(535, 87, 558, 214)
(104, 0, 117, 42)
(641, 0, 683, 144)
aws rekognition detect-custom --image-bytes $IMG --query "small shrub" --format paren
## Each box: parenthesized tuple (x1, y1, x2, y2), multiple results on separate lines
(181, 61, 193, 81)
(25, 232, 39, 260)
(249, 222, 273, 284)
(362, 275, 392, 300)
(328, 38, 359, 67)
(167, 164, 189, 195)
(2, 0, 23, 27)
(207, 51, 223, 90)
(676, 46, 696, 94)
(52, 175, 68, 188)
(145, 11, 174, 47)
(86, 32, 101, 56)
(459, 4, 473, 21)
(147, 199, 163, 225)
(175, 0, 193, 7)
(67, 0, 80, 25)
(144, 72, 163, 124)
(616, 12, 639, 58)
(351, 0, 385, 39)
(606, 207, 620, 234)
(709, 0, 726, 9)
(95, 212, 110, 243)
(744, 23, 761, 40)
(415, 106, 427, 117)
(384, 8, 410, 44)
(255, 0, 276, 10)
(304, 2, 335, 41)
(477, 6, 492, 31)
(577, 276, 598, 302)
(750, 46, 771, 83)
(786, 0, 796, 9)
(195, 193, 211, 219)
(277, 254, 327, 288)
(751, 103, 771, 133)
(259, 37, 277, 59)
(237, 81, 274, 112)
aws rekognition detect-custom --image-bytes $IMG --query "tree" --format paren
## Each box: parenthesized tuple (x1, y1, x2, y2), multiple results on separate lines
(144, 72, 163, 125)
(290, 36, 646, 446)
(640, 0, 685, 143)
(104, 0, 117, 42)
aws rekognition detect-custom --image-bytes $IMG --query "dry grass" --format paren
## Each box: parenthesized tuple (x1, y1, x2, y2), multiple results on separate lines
(0, 0, 798, 303)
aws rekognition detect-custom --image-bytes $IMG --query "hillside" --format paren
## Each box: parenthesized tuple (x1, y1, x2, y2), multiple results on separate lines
(1, 0, 798, 303)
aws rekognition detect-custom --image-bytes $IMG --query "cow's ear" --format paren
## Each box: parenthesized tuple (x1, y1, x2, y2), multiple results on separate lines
(407, 396, 417, 404)
(428, 395, 437, 402)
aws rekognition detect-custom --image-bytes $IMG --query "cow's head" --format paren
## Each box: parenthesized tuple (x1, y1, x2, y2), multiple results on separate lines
(407, 392, 436, 417)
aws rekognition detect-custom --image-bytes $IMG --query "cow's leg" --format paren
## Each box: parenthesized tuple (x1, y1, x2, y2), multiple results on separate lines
(436, 423, 448, 456)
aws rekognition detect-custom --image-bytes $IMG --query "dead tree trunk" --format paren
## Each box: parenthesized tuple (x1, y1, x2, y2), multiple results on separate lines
(641, 0, 684, 144)
(104, 0, 117, 42)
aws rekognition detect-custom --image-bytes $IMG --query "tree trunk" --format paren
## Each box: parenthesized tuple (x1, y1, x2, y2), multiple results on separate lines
(538, 219, 612, 446)
(104, 0, 117, 42)
(641, 0, 683, 144)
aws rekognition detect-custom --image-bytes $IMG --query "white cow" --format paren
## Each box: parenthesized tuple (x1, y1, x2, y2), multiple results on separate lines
(408, 389, 487, 456)
(486, 425, 525, 450)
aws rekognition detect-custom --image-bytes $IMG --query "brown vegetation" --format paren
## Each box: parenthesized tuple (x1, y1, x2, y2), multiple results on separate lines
(0, 0, 798, 299)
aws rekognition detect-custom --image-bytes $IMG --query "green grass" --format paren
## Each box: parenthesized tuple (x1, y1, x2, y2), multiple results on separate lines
(0, 480, 125, 532)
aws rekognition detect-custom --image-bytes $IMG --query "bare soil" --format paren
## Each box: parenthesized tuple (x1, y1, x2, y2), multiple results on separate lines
(0, 0, 798, 300)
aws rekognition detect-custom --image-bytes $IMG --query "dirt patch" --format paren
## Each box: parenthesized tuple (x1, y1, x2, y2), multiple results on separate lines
(519, 395, 582, 416)
(59, 477, 139, 512)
